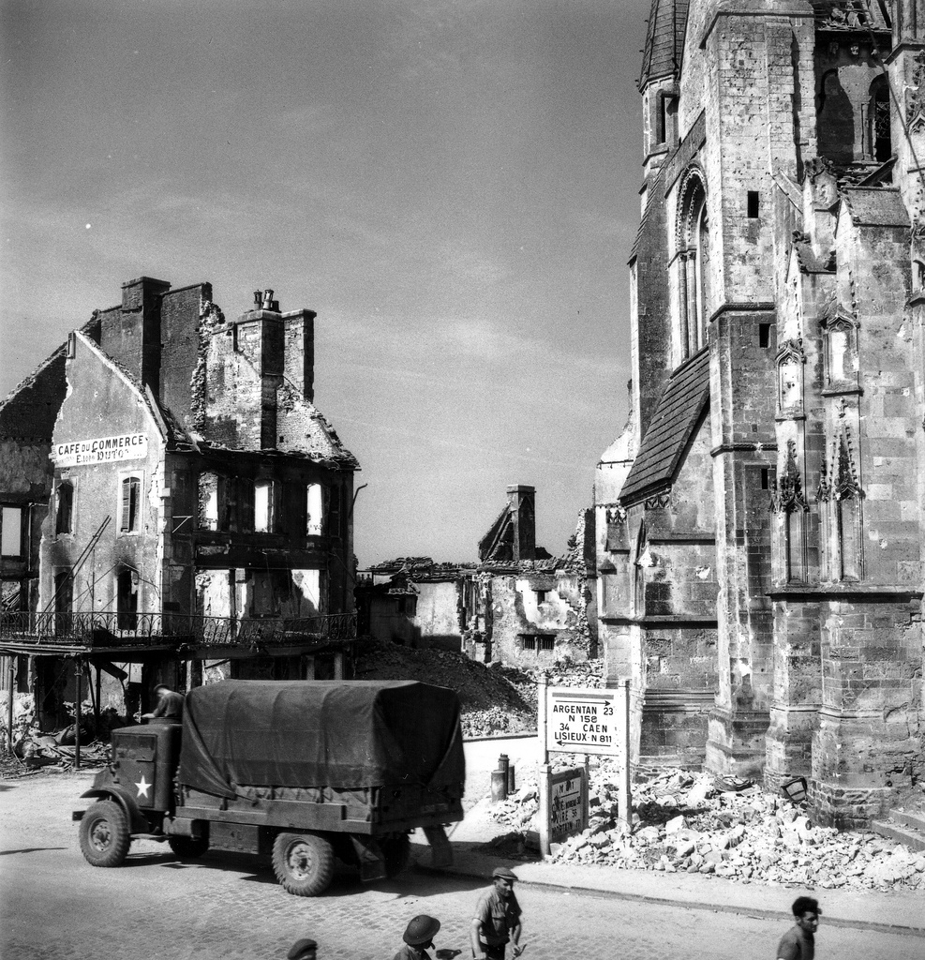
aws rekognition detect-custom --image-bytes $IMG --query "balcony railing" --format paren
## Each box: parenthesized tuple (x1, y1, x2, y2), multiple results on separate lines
(0, 610, 357, 648)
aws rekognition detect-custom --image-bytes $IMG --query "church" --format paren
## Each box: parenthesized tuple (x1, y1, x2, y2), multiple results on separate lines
(595, 0, 924, 826)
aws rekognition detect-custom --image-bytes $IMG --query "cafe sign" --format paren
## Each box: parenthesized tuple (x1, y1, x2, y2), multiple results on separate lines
(52, 433, 149, 467)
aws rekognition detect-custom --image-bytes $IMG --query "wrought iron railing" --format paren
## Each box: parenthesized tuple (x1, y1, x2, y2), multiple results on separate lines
(0, 610, 357, 647)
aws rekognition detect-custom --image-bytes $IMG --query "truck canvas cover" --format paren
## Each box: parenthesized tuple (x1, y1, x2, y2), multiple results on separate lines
(179, 680, 465, 800)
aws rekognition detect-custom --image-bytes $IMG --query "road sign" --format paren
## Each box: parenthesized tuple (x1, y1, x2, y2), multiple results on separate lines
(544, 685, 625, 757)
(538, 765, 588, 854)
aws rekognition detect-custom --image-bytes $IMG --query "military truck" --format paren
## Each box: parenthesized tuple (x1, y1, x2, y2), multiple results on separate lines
(74, 679, 465, 896)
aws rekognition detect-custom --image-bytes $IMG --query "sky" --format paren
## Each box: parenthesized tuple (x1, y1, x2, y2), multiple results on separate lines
(0, 0, 647, 565)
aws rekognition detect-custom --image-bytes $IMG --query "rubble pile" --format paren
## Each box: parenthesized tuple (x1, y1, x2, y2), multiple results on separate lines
(491, 763, 925, 891)
(353, 640, 536, 736)
(354, 643, 605, 736)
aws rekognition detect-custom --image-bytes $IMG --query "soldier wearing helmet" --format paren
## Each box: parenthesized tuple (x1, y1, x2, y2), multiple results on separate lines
(394, 915, 441, 960)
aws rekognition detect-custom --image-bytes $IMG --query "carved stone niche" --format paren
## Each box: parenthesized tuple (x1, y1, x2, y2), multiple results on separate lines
(776, 339, 806, 418)
(821, 310, 859, 390)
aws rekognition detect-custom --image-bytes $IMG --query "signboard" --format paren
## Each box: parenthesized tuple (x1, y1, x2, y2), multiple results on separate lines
(537, 679, 632, 851)
(545, 766, 588, 846)
(52, 433, 149, 467)
(545, 686, 625, 757)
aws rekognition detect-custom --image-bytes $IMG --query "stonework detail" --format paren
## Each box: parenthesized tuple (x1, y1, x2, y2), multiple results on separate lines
(595, 0, 925, 825)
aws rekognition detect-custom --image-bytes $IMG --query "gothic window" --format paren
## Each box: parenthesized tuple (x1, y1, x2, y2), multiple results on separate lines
(55, 481, 74, 535)
(119, 475, 141, 533)
(915, 260, 925, 292)
(632, 520, 648, 617)
(677, 172, 710, 360)
(822, 313, 858, 386)
(870, 76, 892, 163)
(776, 340, 805, 415)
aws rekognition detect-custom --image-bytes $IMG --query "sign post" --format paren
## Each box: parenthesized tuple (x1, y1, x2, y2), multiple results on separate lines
(537, 678, 632, 856)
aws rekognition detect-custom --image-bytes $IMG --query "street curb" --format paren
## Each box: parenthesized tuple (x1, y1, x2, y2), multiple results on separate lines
(463, 731, 539, 743)
(412, 863, 925, 939)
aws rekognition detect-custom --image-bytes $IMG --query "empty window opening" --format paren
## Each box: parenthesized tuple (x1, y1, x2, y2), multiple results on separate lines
(306, 483, 324, 536)
(55, 482, 74, 535)
(117, 568, 138, 630)
(536, 589, 548, 603)
(1, 506, 23, 557)
(747, 191, 760, 218)
(120, 476, 141, 533)
(521, 634, 556, 652)
(759, 323, 772, 348)
(397, 596, 417, 617)
(760, 468, 770, 490)
(254, 480, 276, 533)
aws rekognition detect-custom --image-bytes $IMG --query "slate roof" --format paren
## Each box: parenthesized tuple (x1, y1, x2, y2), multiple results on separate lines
(618, 347, 710, 505)
(638, 0, 690, 89)
(842, 188, 910, 228)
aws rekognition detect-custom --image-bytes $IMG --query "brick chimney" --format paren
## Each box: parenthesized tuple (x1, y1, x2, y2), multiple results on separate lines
(283, 308, 316, 402)
(96, 277, 171, 387)
(507, 485, 536, 561)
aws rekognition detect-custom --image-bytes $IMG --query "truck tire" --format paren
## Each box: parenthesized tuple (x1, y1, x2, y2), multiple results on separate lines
(381, 835, 411, 877)
(272, 831, 335, 897)
(79, 800, 131, 867)
(168, 836, 210, 859)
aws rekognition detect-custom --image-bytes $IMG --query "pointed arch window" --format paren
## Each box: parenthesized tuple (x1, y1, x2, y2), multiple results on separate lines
(677, 172, 710, 360)
(869, 75, 891, 163)
(776, 340, 806, 416)
(822, 312, 859, 387)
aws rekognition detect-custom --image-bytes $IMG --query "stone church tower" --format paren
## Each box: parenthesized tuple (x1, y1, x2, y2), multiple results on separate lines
(596, 0, 925, 825)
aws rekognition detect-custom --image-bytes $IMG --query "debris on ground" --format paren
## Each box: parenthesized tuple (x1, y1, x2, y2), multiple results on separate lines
(352, 640, 540, 736)
(490, 762, 925, 892)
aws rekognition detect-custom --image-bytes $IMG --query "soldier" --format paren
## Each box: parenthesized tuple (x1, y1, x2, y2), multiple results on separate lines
(395, 915, 441, 960)
(776, 896, 821, 960)
(143, 684, 184, 721)
(470, 867, 524, 960)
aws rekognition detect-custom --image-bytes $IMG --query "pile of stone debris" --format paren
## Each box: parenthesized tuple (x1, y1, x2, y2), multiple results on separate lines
(353, 642, 605, 737)
(352, 640, 536, 736)
(491, 761, 925, 892)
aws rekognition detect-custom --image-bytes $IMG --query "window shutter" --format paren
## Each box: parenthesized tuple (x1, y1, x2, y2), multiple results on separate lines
(121, 479, 131, 531)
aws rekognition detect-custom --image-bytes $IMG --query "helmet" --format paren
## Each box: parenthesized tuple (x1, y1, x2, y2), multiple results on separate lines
(403, 915, 441, 946)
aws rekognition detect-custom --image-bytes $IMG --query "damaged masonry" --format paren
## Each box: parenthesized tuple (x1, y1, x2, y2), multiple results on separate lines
(0, 278, 358, 737)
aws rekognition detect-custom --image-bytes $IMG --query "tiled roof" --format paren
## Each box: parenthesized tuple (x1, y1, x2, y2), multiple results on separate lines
(639, 0, 690, 89)
(618, 348, 710, 505)
(842, 188, 910, 228)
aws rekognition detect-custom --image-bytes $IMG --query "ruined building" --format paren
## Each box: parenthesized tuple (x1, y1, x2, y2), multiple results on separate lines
(595, 0, 924, 825)
(1, 279, 358, 728)
(356, 485, 597, 665)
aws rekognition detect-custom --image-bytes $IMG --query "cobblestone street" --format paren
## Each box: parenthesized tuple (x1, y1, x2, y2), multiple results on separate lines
(1, 772, 922, 960)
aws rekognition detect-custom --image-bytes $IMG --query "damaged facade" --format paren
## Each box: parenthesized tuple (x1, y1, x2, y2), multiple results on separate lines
(596, 0, 925, 825)
(1, 279, 358, 729)
(356, 485, 597, 665)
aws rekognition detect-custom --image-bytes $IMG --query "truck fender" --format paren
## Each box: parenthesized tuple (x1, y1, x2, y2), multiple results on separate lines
(80, 787, 151, 835)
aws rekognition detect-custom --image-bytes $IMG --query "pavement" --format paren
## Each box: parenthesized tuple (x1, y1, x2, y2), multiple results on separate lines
(416, 741, 925, 941)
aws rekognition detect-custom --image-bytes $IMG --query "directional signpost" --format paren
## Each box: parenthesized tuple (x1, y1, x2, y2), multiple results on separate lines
(536, 676, 631, 857)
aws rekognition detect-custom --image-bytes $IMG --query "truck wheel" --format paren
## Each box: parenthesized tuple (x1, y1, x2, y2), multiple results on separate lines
(381, 835, 411, 877)
(79, 800, 131, 867)
(272, 832, 334, 897)
(168, 836, 210, 859)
